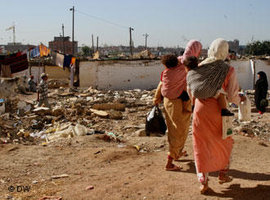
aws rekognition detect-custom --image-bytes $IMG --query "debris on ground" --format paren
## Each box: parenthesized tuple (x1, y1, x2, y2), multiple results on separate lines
(0, 84, 269, 147)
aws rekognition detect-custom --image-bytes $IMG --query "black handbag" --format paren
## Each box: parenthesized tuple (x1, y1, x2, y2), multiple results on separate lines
(145, 106, 167, 136)
(260, 99, 269, 108)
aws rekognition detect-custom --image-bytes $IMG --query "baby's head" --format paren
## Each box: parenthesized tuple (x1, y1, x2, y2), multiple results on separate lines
(184, 56, 198, 71)
(161, 54, 178, 69)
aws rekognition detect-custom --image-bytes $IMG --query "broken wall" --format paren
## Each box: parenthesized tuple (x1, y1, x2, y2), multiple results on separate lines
(231, 60, 270, 90)
(80, 60, 163, 90)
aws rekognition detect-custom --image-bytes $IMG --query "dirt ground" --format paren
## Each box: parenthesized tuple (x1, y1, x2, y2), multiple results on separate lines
(1, 127, 270, 199)
(1, 88, 270, 200)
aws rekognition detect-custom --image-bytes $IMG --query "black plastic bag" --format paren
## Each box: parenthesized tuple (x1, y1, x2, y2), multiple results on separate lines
(145, 106, 167, 136)
(260, 99, 269, 108)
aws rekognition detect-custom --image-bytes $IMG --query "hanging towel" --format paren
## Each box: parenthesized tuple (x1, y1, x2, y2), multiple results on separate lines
(71, 57, 76, 65)
(63, 55, 72, 70)
(30, 46, 40, 58)
(39, 44, 51, 57)
(55, 53, 64, 68)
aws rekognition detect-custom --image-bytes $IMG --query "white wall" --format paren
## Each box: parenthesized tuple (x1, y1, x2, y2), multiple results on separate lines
(231, 60, 253, 90)
(80, 60, 163, 90)
(231, 60, 270, 90)
(79, 59, 270, 90)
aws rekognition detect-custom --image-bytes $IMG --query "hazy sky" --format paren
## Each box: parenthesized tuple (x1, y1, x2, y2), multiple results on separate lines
(1, 0, 270, 48)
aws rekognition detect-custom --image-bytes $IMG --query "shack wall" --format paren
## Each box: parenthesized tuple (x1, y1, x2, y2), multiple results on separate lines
(80, 60, 163, 90)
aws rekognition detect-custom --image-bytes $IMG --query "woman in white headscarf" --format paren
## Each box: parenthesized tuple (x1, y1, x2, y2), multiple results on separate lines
(190, 38, 244, 194)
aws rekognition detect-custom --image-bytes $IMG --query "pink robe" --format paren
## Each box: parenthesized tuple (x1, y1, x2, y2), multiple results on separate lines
(192, 67, 240, 173)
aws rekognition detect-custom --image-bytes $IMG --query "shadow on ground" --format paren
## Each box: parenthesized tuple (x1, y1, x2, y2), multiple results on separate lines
(179, 161, 270, 199)
(251, 107, 270, 113)
(204, 184, 270, 200)
(182, 161, 270, 181)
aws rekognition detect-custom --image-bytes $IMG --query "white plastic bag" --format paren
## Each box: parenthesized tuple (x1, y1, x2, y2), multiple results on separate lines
(222, 116, 234, 139)
(238, 97, 251, 121)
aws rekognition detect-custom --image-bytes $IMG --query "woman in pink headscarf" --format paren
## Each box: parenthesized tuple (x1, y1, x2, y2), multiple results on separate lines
(153, 40, 202, 171)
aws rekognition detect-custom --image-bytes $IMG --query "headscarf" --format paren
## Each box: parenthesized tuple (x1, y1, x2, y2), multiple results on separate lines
(161, 40, 202, 99)
(257, 71, 268, 89)
(200, 38, 229, 66)
(187, 38, 230, 99)
(255, 71, 268, 111)
(180, 40, 202, 63)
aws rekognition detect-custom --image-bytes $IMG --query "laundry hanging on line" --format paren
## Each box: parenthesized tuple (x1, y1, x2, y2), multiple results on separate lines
(0, 52, 28, 75)
(30, 46, 40, 58)
(39, 44, 50, 57)
(63, 55, 73, 70)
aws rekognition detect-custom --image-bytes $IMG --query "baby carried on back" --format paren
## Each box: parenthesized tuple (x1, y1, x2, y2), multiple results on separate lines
(186, 57, 234, 116)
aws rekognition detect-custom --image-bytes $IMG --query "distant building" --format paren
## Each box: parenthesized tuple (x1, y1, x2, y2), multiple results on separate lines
(0, 43, 35, 54)
(228, 39, 240, 54)
(48, 36, 78, 55)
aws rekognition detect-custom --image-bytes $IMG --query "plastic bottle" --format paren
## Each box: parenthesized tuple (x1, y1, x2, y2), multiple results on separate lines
(238, 92, 251, 121)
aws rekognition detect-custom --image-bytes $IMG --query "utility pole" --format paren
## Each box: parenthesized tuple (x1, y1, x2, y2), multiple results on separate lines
(70, 6, 75, 55)
(62, 24, 65, 54)
(129, 27, 134, 56)
(13, 25, 16, 45)
(96, 36, 99, 51)
(92, 34, 94, 52)
(143, 33, 149, 50)
(6, 23, 16, 45)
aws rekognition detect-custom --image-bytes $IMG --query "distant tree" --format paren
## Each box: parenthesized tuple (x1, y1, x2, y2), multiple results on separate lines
(82, 46, 91, 56)
(246, 40, 270, 55)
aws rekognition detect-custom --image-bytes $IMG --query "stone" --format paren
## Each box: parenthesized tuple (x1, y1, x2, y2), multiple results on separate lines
(90, 109, 109, 118)
(74, 124, 88, 136)
(92, 103, 125, 111)
(51, 174, 69, 179)
(109, 110, 123, 120)
(134, 129, 146, 137)
(52, 106, 63, 117)
(33, 107, 51, 115)
(85, 185, 94, 190)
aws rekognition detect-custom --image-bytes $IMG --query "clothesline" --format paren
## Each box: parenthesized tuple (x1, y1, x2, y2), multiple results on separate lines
(0, 43, 77, 77)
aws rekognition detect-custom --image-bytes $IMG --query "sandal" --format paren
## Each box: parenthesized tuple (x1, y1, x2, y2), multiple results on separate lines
(200, 184, 209, 194)
(175, 151, 188, 161)
(218, 175, 233, 184)
(180, 150, 188, 157)
(165, 164, 182, 171)
(200, 185, 214, 195)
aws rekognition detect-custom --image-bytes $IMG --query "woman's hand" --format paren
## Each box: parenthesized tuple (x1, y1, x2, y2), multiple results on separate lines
(239, 95, 246, 102)
(153, 98, 162, 105)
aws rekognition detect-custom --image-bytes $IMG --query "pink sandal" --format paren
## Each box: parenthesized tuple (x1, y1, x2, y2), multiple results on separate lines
(218, 174, 233, 184)
(165, 164, 182, 171)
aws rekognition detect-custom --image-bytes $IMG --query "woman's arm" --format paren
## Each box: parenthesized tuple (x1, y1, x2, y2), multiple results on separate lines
(226, 67, 241, 105)
(153, 81, 163, 105)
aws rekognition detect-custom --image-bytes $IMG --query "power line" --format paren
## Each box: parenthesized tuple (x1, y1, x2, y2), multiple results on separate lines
(76, 9, 129, 29)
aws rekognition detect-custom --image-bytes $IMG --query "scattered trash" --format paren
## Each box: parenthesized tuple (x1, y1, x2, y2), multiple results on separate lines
(133, 145, 140, 151)
(0, 85, 269, 146)
(258, 141, 268, 147)
(38, 196, 62, 200)
(0, 98, 5, 114)
(145, 106, 167, 136)
(96, 132, 122, 142)
(90, 109, 109, 118)
(85, 185, 94, 190)
(51, 174, 69, 179)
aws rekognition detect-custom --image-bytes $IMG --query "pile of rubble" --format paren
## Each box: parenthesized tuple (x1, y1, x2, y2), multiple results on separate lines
(0, 84, 270, 145)
(0, 87, 155, 144)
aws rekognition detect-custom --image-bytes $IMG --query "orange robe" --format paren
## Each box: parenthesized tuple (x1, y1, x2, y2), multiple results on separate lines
(192, 67, 240, 173)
